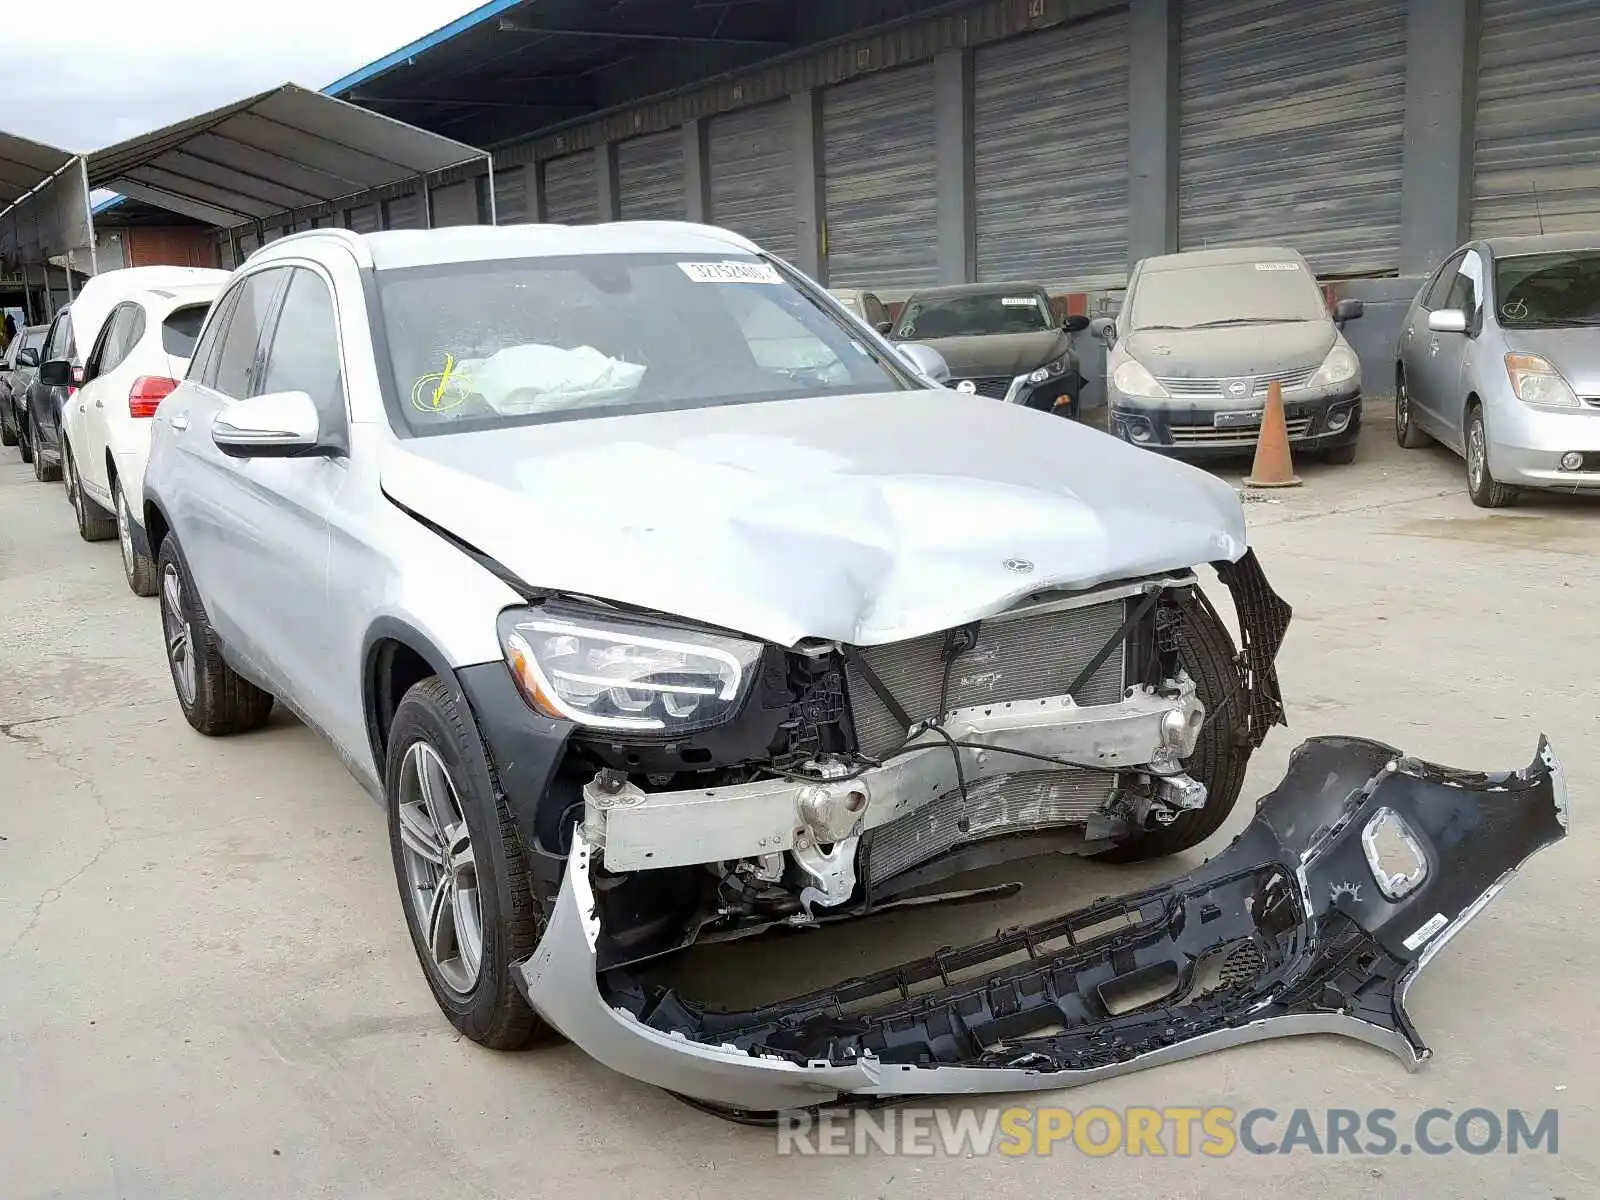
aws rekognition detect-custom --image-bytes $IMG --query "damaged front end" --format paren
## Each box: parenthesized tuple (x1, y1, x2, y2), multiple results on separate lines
(516, 735, 1566, 1113)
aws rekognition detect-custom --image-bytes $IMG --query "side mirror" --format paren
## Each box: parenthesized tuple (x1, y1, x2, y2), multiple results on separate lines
(1427, 309, 1467, 334)
(38, 357, 73, 388)
(874, 319, 893, 335)
(1062, 314, 1090, 334)
(896, 343, 951, 384)
(1334, 297, 1365, 325)
(1089, 317, 1117, 345)
(211, 391, 330, 458)
(16, 347, 38, 368)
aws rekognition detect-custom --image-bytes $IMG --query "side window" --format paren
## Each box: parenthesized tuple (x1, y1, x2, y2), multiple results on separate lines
(211, 269, 287, 399)
(1445, 250, 1485, 319)
(85, 307, 127, 378)
(1422, 254, 1464, 310)
(43, 313, 71, 361)
(190, 283, 243, 385)
(256, 269, 346, 422)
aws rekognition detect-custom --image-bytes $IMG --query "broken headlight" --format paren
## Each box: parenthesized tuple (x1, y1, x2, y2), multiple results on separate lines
(498, 610, 762, 733)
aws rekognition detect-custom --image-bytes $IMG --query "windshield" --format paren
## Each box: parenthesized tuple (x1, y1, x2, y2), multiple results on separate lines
(894, 291, 1054, 339)
(1129, 259, 1327, 330)
(375, 253, 909, 435)
(1493, 250, 1600, 328)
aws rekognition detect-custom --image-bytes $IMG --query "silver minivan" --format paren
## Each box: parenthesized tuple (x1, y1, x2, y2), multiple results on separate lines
(1093, 246, 1365, 463)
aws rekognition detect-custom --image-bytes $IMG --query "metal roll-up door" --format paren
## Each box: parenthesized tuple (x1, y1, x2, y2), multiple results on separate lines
(494, 167, 530, 224)
(975, 13, 1131, 289)
(545, 153, 597, 224)
(1178, 0, 1407, 275)
(431, 180, 478, 227)
(823, 63, 937, 289)
(1472, 0, 1600, 238)
(618, 130, 685, 221)
(346, 204, 380, 233)
(384, 191, 426, 231)
(709, 102, 796, 259)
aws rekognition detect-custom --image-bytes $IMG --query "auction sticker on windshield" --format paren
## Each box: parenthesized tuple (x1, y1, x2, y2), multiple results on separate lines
(1253, 262, 1301, 272)
(680, 260, 783, 284)
(1002, 297, 1042, 307)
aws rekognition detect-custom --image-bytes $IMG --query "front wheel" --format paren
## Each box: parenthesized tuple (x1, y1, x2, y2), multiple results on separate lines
(66, 446, 116, 541)
(1466, 405, 1517, 509)
(1395, 368, 1429, 448)
(386, 677, 558, 1050)
(0, 404, 15, 447)
(1099, 598, 1252, 863)
(116, 485, 157, 596)
(17, 417, 33, 463)
(31, 434, 60, 482)
(1321, 441, 1358, 465)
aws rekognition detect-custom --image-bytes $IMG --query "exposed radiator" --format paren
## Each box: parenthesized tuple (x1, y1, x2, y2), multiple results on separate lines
(845, 598, 1129, 760)
(864, 768, 1117, 885)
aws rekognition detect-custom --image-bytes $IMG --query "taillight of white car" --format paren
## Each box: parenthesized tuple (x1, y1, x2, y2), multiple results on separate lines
(129, 376, 180, 418)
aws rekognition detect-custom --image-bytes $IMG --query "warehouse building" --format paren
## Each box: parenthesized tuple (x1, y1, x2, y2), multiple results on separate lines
(191, 0, 1600, 395)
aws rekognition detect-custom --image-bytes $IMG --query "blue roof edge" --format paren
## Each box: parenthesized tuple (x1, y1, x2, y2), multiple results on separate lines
(322, 0, 528, 97)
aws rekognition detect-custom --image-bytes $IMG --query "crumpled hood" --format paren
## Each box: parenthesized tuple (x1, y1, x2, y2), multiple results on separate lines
(379, 390, 1248, 647)
(1124, 322, 1335, 377)
(905, 330, 1074, 378)
(1502, 327, 1600, 395)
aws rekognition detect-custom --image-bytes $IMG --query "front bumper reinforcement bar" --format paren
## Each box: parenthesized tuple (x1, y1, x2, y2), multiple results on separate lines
(516, 734, 1566, 1113)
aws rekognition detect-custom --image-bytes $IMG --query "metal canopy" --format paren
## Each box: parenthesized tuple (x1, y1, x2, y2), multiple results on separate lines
(86, 83, 490, 228)
(0, 130, 74, 208)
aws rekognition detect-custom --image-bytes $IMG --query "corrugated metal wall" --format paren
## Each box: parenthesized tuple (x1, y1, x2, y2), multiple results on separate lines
(430, 180, 478, 227)
(383, 192, 426, 231)
(1178, 0, 1407, 275)
(346, 204, 380, 234)
(495, 167, 530, 224)
(709, 102, 797, 259)
(1472, 0, 1600, 237)
(618, 130, 686, 221)
(545, 152, 597, 224)
(823, 63, 938, 289)
(974, 13, 1131, 289)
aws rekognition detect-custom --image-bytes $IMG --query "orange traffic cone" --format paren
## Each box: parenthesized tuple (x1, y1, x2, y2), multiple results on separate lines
(1243, 379, 1301, 488)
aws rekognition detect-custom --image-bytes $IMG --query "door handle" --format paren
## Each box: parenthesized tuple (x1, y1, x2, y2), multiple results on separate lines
(170, 413, 190, 431)
(93, 398, 102, 409)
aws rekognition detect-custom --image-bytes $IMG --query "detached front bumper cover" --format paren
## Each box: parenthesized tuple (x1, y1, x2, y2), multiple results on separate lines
(517, 735, 1566, 1114)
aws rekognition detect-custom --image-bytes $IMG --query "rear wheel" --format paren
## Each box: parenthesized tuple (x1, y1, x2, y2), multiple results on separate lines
(155, 537, 275, 735)
(1466, 403, 1517, 509)
(17, 417, 33, 463)
(386, 677, 557, 1050)
(65, 445, 116, 541)
(1, 404, 15, 447)
(1099, 599, 1251, 863)
(116, 483, 157, 596)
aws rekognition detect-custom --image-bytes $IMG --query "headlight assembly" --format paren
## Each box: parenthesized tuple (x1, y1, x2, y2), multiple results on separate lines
(1028, 355, 1071, 384)
(1308, 344, 1359, 388)
(1112, 358, 1169, 399)
(1505, 353, 1581, 407)
(498, 609, 763, 733)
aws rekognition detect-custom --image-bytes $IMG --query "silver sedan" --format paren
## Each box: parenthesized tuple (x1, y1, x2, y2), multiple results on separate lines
(1395, 232, 1600, 507)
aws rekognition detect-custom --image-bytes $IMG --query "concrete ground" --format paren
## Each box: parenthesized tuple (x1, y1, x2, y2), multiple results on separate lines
(1, 405, 1594, 1199)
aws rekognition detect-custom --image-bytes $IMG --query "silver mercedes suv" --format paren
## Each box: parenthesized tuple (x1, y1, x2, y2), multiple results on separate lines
(138, 221, 1561, 1115)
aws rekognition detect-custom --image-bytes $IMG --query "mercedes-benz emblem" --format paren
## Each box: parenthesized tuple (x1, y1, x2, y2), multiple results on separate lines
(1003, 558, 1034, 574)
(956, 380, 978, 395)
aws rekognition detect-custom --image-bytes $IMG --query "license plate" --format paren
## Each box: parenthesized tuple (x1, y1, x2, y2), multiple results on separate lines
(1214, 410, 1263, 429)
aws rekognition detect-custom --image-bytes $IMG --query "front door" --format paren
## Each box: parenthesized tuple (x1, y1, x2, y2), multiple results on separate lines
(1413, 250, 1484, 452)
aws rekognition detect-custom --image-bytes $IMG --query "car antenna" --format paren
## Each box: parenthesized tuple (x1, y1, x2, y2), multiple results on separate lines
(1532, 178, 1546, 235)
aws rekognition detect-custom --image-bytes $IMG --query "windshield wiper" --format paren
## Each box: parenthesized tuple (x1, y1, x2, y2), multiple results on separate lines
(1185, 317, 1310, 329)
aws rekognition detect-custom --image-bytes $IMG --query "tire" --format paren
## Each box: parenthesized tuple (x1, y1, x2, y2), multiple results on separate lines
(155, 536, 275, 736)
(386, 677, 557, 1051)
(115, 482, 157, 596)
(1321, 442, 1358, 465)
(17, 418, 33, 463)
(0, 404, 15, 447)
(1394, 367, 1429, 448)
(31, 434, 60, 482)
(1465, 404, 1517, 509)
(1099, 599, 1251, 863)
(65, 446, 116, 542)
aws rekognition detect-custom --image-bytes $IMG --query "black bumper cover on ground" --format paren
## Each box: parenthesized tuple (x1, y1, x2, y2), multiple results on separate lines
(592, 733, 1564, 1113)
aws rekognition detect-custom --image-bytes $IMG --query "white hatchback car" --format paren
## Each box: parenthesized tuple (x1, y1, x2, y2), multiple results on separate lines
(60, 277, 226, 594)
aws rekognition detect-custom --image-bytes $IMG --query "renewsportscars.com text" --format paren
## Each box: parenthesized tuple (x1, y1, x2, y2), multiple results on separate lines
(776, 1106, 1560, 1158)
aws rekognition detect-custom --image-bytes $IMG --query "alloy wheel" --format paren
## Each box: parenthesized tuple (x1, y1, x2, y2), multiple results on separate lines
(116, 491, 135, 576)
(397, 741, 483, 996)
(160, 562, 198, 707)
(1467, 419, 1486, 491)
(1395, 385, 1409, 438)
